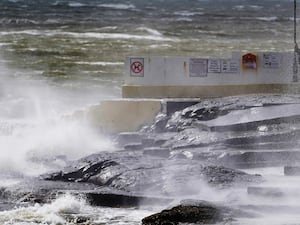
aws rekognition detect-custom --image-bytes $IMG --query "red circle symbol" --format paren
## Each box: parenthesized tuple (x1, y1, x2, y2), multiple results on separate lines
(131, 61, 144, 74)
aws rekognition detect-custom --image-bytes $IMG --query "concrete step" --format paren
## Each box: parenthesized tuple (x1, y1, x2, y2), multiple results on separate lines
(219, 150, 300, 169)
(116, 132, 145, 147)
(247, 186, 300, 197)
(238, 204, 300, 214)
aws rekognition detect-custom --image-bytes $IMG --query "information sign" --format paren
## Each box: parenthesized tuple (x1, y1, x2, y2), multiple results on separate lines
(221, 59, 240, 73)
(262, 53, 281, 69)
(130, 58, 144, 77)
(189, 58, 208, 77)
(208, 59, 221, 73)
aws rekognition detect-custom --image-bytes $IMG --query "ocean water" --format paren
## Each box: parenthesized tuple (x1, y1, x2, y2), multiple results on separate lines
(0, 0, 299, 224)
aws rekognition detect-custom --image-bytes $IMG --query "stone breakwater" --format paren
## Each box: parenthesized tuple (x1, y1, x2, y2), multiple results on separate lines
(4, 94, 300, 224)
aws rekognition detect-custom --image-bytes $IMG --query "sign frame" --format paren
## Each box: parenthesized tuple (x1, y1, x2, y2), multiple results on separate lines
(130, 58, 144, 77)
(262, 52, 282, 69)
(189, 58, 208, 77)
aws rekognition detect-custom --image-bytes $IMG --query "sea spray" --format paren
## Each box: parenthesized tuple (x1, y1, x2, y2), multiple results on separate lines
(0, 193, 88, 224)
(0, 60, 116, 177)
(0, 193, 154, 225)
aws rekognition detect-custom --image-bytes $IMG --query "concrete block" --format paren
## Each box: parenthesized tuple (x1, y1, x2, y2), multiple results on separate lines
(124, 143, 143, 151)
(116, 132, 144, 147)
(122, 84, 300, 98)
(84, 99, 162, 133)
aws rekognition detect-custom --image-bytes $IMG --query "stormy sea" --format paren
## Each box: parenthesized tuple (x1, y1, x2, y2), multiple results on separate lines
(1, 0, 300, 224)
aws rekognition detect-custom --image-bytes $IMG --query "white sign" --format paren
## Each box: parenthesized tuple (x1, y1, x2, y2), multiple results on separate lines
(208, 59, 221, 73)
(221, 59, 240, 73)
(189, 58, 208, 77)
(130, 58, 144, 77)
(262, 53, 281, 69)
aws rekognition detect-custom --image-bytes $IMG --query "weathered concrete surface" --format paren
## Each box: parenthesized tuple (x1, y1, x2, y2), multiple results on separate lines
(122, 84, 300, 98)
(72, 99, 162, 133)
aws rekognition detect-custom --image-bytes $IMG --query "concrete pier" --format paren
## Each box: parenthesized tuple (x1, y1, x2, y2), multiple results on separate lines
(75, 51, 300, 133)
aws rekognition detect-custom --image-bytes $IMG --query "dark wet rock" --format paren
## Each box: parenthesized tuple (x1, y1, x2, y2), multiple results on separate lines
(85, 191, 173, 207)
(124, 143, 143, 150)
(43, 159, 120, 183)
(32, 94, 300, 216)
(202, 165, 261, 185)
(64, 215, 90, 224)
(165, 100, 200, 116)
(153, 113, 171, 133)
(182, 106, 230, 121)
(43, 150, 260, 197)
(142, 200, 233, 225)
(144, 94, 300, 135)
(284, 166, 300, 176)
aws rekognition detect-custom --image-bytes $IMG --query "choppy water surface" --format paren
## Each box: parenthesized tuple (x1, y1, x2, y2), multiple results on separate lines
(0, 0, 299, 224)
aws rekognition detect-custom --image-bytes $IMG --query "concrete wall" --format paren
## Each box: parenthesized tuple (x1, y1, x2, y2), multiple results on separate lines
(82, 99, 162, 133)
(123, 52, 297, 98)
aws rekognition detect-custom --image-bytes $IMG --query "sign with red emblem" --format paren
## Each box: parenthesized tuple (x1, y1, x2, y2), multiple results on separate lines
(130, 58, 144, 77)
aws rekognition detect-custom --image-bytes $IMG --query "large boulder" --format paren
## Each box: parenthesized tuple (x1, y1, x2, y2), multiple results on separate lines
(142, 200, 236, 225)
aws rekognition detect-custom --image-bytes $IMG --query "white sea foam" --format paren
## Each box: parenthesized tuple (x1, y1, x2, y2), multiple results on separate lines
(136, 27, 162, 36)
(234, 5, 263, 11)
(149, 44, 172, 49)
(75, 61, 124, 66)
(250, 5, 263, 10)
(68, 2, 86, 7)
(99, 26, 118, 31)
(0, 194, 88, 224)
(97, 3, 136, 10)
(176, 17, 193, 22)
(70, 32, 176, 41)
(256, 16, 278, 22)
(234, 5, 245, 10)
(0, 30, 178, 42)
(174, 11, 204, 17)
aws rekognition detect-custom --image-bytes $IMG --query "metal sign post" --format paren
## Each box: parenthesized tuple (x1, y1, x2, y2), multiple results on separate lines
(293, 0, 299, 82)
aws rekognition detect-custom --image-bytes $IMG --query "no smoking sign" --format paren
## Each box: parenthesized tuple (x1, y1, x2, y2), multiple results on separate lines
(130, 58, 144, 77)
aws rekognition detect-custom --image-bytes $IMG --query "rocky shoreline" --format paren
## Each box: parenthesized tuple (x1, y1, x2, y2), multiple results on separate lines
(5, 94, 300, 224)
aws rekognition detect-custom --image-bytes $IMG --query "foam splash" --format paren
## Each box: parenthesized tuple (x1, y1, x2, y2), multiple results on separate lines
(0, 30, 178, 42)
(0, 193, 154, 225)
(97, 3, 136, 10)
(0, 193, 88, 225)
(0, 61, 116, 177)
